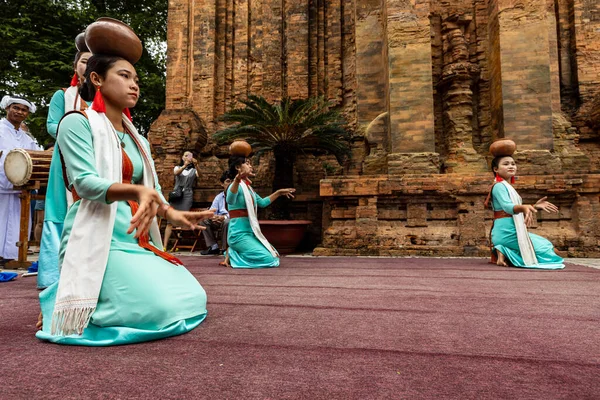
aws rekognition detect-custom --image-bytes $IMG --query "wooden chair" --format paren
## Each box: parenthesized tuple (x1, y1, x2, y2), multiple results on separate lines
(168, 221, 226, 253)
(169, 227, 204, 253)
(166, 208, 210, 253)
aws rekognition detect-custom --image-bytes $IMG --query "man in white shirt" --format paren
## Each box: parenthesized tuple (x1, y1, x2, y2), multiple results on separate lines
(200, 171, 231, 255)
(0, 95, 41, 264)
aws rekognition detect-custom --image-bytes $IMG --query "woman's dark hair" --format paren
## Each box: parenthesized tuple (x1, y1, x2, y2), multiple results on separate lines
(491, 155, 513, 176)
(227, 155, 246, 180)
(73, 51, 87, 69)
(79, 54, 124, 102)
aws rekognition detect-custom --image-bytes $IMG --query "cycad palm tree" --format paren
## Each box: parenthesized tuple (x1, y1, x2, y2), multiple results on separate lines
(213, 95, 351, 218)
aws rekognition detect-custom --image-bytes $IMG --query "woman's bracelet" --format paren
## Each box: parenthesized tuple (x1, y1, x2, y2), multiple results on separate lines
(159, 203, 173, 219)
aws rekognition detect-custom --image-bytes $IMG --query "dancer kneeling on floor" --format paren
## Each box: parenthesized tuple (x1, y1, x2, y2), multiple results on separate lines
(485, 139, 564, 270)
(36, 19, 215, 346)
(225, 152, 295, 268)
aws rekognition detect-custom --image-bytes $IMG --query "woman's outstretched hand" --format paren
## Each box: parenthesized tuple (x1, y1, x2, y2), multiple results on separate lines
(522, 204, 537, 227)
(129, 186, 164, 238)
(276, 188, 296, 199)
(168, 209, 217, 230)
(534, 196, 559, 213)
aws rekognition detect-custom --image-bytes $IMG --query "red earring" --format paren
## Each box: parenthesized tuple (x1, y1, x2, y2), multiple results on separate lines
(123, 108, 132, 121)
(495, 173, 503, 182)
(70, 73, 79, 87)
(91, 85, 106, 113)
(510, 176, 515, 184)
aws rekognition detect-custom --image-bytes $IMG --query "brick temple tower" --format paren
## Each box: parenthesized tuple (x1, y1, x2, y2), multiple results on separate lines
(149, 0, 600, 256)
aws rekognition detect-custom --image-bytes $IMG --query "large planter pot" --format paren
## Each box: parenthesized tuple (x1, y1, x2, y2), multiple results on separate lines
(259, 220, 311, 255)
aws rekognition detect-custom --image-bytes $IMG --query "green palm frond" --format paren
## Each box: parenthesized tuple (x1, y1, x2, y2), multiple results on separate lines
(214, 95, 351, 163)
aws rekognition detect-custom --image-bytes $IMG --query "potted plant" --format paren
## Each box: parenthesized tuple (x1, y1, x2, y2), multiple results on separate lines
(213, 95, 351, 252)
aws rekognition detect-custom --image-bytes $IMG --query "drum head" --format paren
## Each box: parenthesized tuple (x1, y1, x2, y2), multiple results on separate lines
(4, 149, 32, 186)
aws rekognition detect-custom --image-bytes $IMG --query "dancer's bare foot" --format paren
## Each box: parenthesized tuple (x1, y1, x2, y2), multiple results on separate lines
(219, 254, 231, 268)
(36, 312, 43, 330)
(496, 252, 508, 267)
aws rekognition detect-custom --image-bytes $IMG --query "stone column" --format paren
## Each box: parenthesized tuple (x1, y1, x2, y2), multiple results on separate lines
(386, 0, 439, 175)
(148, 0, 212, 191)
(488, 0, 554, 151)
(573, 0, 600, 105)
(248, 0, 264, 96)
(191, 0, 217, 125)
(164, 0, 195, 110)
(233, 0, 249, 102)
(546, 0, 561, 114)
(284, 0, 309, 99)
(572, 0, 600, 139)
(263, 0, 284, 101)
(355, 0, 390, 174)
(438, 14, 487, 173)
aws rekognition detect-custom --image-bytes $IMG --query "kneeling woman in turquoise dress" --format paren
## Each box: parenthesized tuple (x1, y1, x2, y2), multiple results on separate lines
(225, 154, 295, 268)
(36, 21, 214, 346)
(487, 152, 564, 270)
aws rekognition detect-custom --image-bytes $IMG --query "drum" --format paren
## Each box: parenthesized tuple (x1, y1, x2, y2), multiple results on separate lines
(4, 149, 52, 186)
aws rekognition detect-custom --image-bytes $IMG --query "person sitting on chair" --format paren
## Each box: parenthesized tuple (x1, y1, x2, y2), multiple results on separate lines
(200, 171, 231, 255)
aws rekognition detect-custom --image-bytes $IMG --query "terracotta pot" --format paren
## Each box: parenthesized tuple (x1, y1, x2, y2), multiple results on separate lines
(489, 139, 516, 157)
(85, 18, 142, 64)
(75, 32, 89, 52)
(259, 220, 311, 255)
(229, 140, 252, 157)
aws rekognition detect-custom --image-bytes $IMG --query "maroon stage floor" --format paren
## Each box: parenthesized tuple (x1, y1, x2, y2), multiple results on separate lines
(1, 257, 599, 399)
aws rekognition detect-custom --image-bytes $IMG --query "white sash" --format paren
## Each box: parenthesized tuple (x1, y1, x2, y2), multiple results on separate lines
(51, 110, 162, 336)
(239, 181, 278, 258)
(63, 86, 83, 113)
(500, 180, 538, 266)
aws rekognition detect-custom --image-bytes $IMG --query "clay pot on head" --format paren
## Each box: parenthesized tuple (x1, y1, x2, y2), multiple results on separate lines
(75, 32, 89, 52)
(229, 140, 252, 157)
(85, 17, 143, 64)
(489, 139, 516, 157)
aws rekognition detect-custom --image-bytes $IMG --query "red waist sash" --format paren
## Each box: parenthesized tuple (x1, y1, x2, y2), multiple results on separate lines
(229, 209, 249, 219)
(494, 210, 512, 219)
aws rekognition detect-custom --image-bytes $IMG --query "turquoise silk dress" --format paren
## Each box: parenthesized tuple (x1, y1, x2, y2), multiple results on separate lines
(37, 89, 89, 289)
(226, 185, 279, 268)
(491, 183, 565, 270)
(36, 114, 207, 346)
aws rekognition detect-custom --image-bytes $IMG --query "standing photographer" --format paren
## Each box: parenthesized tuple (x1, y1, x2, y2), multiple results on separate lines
(163, 151, 199, 250)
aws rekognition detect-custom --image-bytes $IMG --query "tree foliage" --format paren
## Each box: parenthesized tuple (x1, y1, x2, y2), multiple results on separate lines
(214, 95, 352, 166)
(0, 0, 167, 144)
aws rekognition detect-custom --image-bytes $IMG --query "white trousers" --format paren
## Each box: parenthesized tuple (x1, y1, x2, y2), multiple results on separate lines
(0, 192, 31, 260)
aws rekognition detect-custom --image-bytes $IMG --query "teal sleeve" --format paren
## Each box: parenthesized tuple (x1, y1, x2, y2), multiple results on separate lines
(492, 184, 515, 215)
(56, 113, 114, 203)
(256, 192, 271, 208)
(46, 90, 65, 139)
(226, 186, 239, 205)
(139, 136, 168, 204)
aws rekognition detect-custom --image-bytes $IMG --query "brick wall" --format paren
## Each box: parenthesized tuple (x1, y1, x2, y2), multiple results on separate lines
(316, 174, 600, 257)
